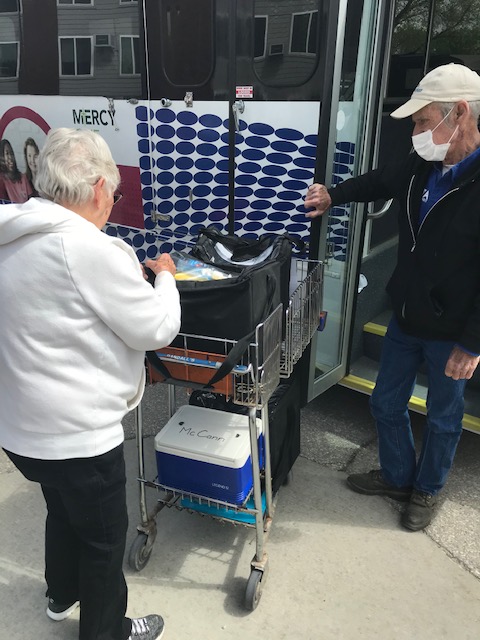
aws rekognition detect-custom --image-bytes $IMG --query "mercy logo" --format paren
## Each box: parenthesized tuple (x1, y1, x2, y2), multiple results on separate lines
(72, 109, 115, 127)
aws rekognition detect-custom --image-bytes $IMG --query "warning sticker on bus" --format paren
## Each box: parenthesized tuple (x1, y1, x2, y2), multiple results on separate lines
(235, 86, 254, 99)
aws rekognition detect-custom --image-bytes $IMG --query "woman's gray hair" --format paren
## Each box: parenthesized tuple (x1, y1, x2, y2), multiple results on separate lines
(35, 128, 120, 205)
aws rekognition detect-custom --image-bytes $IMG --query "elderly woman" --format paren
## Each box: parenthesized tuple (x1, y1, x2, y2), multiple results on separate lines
(0, 128, 180, 640)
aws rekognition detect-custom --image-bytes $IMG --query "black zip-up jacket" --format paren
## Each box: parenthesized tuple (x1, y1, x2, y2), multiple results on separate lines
(328, 151, 480, 353)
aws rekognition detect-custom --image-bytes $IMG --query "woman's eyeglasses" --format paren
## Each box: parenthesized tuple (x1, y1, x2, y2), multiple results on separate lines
(113, 191, 123, 205)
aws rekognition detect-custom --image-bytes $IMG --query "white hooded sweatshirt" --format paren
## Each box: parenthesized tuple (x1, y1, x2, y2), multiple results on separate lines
(0, 198, 181, 459)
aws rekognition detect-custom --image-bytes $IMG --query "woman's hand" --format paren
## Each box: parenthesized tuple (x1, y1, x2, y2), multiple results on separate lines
(145, 253, 176, 277)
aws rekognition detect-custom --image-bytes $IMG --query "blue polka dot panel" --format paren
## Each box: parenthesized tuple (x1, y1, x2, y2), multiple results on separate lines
(104, 100, 356, 263)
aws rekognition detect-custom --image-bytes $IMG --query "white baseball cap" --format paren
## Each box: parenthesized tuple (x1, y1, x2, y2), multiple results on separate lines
(391, 63, 480, 119)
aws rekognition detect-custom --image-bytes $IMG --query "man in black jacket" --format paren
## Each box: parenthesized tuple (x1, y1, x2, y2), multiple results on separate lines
(305, 63, 480, 531)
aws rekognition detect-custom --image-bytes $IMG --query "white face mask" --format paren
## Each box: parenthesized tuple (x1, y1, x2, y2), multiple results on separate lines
(411, 108, 458, 162)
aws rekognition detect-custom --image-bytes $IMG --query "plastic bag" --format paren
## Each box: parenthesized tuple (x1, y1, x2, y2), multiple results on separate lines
(170, 250, 233, 281)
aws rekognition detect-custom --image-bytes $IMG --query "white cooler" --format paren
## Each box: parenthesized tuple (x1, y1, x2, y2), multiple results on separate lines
(154, 405, 263, 504)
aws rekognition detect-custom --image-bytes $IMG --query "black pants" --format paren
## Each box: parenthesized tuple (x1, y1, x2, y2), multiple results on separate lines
(4, 444, 132, 640)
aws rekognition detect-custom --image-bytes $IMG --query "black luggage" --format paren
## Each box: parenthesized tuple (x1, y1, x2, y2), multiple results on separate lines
(174, 260, 278, 343)
(175, 227, 299, 344)
(190, 227, 299, 325)
(267, 376, 301, 493)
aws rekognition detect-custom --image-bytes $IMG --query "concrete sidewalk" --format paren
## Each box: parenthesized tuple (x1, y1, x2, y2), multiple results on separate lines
(0, 385, 479, 640)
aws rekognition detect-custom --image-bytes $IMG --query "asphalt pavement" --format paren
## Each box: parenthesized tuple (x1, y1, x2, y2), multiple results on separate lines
(0, 383, 479, 640)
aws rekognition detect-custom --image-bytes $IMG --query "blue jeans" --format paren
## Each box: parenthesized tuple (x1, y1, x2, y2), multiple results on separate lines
(370, 317, 466, 495)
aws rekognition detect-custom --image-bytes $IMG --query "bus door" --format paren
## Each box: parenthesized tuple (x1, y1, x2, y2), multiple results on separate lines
(232, 0, 394, 402)
(305, 0, 394, 401)
(140, 0, 394, 400)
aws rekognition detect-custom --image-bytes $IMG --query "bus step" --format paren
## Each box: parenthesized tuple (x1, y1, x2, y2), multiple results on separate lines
(341, 355, 480, 436)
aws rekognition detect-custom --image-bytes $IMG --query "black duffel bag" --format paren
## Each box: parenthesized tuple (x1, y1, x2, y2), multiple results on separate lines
(175, 254, 278, 343)
(148, 255, 279, 389)
(147, 229, 297, 388)
(190, 226, 301, 321)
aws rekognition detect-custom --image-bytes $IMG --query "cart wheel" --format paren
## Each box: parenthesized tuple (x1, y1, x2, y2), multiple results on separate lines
(244, 568, 263, 611)
(128, 533, 153, 572)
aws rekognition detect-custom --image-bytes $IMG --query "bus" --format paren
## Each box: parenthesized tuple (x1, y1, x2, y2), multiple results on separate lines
(1, 0, 479, 433)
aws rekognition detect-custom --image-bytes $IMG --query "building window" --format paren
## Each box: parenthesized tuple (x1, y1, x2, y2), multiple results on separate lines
(120, 0, 137, 4)
(58, 0, 93, 6)
(0, 0, 19, 11)
(254, 16, 267, 59)
(290, 11, 318, 54)
(120, 36, 139, 75)
(59, 37, 92, 76)
(0, 41, 18, 77)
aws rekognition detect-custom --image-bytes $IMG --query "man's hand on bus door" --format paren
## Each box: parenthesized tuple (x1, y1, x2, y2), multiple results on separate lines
(144, 253, 176, 278)
(304, 183, 332, 218)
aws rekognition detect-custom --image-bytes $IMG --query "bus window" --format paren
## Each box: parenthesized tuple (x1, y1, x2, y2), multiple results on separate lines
(0, 1, 20, 12)
(0, 1, 143, 97)
(338, 0, 364, 101)
(429, 0, 480, 75)
(158, 0, 214, 87)
(387, 0, 431, 100)
(253, 0, 320, 87)
(386, 0, 480, 104)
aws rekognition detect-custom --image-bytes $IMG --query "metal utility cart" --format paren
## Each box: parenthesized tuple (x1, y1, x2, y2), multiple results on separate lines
(128, 258, 324, 610)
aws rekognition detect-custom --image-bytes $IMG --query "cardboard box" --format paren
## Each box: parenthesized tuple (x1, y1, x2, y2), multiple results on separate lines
(148, 346, 234, 396)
